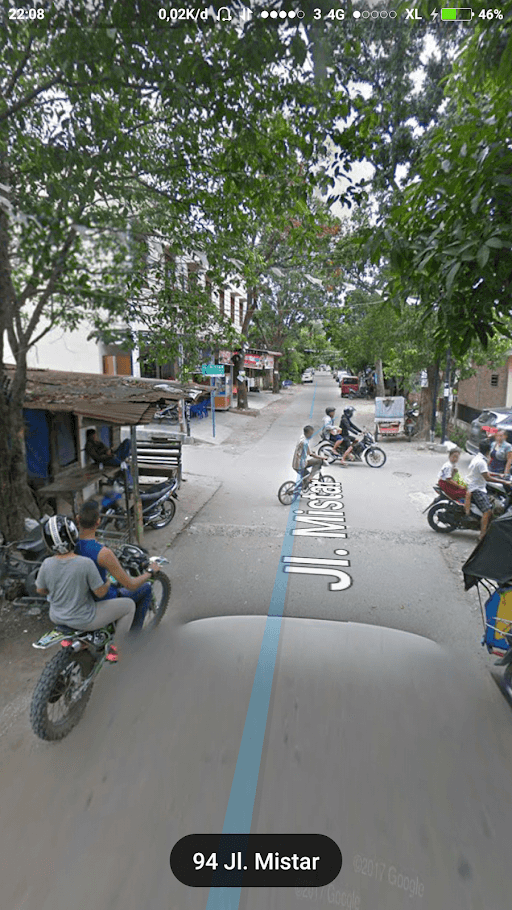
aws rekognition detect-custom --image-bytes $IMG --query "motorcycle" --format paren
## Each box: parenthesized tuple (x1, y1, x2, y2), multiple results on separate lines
(0, 519, 49, 608)
(404, 403, 420, 440)
(30, 544, 170, 741)
(99, 476, 178, 531)
(424, 482, 511, 533)
(347, 386, 372, 399)
(318, 431, 387, 468)
(154, 404, 179, 424)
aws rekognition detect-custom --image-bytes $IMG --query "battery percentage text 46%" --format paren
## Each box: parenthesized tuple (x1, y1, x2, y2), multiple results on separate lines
(478, 9, 504, 17)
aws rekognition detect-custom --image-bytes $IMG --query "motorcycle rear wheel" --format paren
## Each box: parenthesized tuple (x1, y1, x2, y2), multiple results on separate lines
(317, 442, 338, 464)
(148, 499, 176, 529)
(427, 502, 459, 533)
(364, 446, 387, 468)
(30, 649, 96, 741)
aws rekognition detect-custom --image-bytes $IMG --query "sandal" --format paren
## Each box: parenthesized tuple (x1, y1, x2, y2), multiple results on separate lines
(105, 644, 119, 663)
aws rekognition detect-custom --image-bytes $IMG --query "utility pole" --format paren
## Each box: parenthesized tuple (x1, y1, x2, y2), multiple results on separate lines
(441, 349, 451, 444)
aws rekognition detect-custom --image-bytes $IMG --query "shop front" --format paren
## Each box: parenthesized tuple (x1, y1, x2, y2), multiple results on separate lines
(218, 349, 279, 397)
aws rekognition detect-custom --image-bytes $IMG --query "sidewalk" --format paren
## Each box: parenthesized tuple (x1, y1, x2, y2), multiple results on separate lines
(136, 387, 296, 447)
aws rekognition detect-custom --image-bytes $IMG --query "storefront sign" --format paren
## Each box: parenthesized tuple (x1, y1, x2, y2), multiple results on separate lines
(218, 350, 274, 370)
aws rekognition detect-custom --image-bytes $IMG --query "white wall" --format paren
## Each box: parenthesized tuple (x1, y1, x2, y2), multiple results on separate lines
(6, 320, 103, 373)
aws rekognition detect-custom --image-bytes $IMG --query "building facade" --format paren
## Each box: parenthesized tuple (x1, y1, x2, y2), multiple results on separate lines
(456, 355, 512, 425)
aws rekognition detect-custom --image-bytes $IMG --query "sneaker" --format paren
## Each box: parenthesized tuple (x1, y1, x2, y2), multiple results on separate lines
(105, 645, 119, 663)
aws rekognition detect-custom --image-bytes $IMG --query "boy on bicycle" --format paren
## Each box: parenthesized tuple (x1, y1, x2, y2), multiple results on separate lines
(292, 425, 328, 489)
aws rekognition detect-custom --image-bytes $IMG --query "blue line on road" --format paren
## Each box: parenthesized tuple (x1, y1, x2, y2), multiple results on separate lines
(205, 382, 317, 910)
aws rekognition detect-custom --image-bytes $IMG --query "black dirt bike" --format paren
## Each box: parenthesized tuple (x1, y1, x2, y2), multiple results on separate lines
(29, 544, 170, 741)
(318, 431, 387, 468)
(278, 467, 336, 506)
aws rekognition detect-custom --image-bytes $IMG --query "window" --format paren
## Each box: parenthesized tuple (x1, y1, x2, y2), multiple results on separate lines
(239, 299, 244, 324)
(231, 295, 235, 322)
(102, 353, 132, 376)
(491, 374, 499, 387)
(116, 353, 132, 376)
(219, 289, 225, 316)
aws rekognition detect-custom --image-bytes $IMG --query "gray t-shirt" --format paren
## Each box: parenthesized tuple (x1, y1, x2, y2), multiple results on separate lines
(36, 555, 103, 627)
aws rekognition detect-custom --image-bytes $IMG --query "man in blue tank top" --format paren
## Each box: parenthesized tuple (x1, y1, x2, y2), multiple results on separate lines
(76, 500, 157, 630)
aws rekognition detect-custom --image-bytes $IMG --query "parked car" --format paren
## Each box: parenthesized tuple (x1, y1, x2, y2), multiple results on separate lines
(301, 371, 314, 383)
(466, 408, 512, 455)
(340, 375, 359, 396)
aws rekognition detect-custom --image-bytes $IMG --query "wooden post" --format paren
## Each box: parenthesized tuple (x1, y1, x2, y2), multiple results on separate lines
(130, 425, 144, 546)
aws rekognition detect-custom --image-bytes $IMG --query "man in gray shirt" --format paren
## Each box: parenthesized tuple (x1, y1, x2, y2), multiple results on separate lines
(36, 515, 135, 661)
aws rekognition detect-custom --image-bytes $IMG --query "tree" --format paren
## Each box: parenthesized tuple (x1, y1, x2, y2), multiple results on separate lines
(373, 2, 512, 356)
(0, 1, 369, 537)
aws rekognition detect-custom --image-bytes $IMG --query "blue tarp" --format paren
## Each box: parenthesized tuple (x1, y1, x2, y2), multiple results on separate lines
(24, 409, 51, 481)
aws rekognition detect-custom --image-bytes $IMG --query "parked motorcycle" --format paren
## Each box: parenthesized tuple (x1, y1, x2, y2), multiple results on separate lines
(424, 482, 511, 533)
(30, 544, 170, 741)
(0, 520, 49, 607)
(347, 386, 372, 399)
(154, 404, 179, 424)
(318, 431, 387, 468)
(99, 476, 178, 531)
(404, 403, 420, 440)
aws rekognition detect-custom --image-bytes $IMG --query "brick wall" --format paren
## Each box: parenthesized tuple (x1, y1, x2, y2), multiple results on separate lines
(457, 358, 512, 412)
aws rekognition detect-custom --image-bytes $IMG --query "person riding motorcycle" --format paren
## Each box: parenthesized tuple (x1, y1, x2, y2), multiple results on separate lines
(338, 407, 362, 466)
(321, 408, 345, 455)
(76, 499, 159, 632)
(36, 515, 135, 662)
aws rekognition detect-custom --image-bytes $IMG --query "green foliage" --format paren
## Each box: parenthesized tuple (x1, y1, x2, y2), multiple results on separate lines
(449, 426, 469, 450)
(374, 7, 512, 356)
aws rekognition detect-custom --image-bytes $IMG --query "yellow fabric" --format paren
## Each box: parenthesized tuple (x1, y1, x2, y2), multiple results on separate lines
(494, 590, 512, 643)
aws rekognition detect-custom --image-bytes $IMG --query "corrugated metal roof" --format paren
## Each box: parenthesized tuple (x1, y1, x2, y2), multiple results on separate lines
(4, 365, 206, 426)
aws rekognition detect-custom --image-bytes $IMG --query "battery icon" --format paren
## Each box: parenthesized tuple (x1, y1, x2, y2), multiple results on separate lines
(441, 8, 473, 19)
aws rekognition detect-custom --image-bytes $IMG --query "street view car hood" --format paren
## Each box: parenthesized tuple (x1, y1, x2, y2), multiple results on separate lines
(3, 615, 512, 910)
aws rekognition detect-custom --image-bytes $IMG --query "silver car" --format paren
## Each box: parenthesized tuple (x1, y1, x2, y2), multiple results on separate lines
(465, 408, 512, 454)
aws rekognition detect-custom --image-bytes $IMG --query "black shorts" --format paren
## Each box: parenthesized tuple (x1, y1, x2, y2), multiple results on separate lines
(471, 489, 492, 513)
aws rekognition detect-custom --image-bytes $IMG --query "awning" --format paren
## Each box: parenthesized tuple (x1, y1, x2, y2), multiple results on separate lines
(4, 365, 206, 426)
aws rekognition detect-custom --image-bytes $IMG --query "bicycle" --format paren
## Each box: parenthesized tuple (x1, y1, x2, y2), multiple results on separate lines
(277, 466, 336, 506)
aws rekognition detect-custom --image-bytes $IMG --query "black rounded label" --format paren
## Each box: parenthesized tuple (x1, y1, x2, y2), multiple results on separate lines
(170, 834, 342, 887)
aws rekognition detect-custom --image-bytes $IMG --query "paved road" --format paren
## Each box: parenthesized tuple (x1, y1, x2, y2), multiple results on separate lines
(1, 374, 511, 910)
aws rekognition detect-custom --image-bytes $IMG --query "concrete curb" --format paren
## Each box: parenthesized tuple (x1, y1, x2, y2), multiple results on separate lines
(426, 441, 458, 454)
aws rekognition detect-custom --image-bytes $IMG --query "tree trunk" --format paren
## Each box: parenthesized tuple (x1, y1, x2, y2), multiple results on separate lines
(231, 352, 248, 409)
(272, 369, 280, 393)
(237, 380, 248, 409)
(0, 370, 37, 541)
(375, 359, 385, 397)
(417, 362, 439, 441)
(0, 152, 37, 540)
